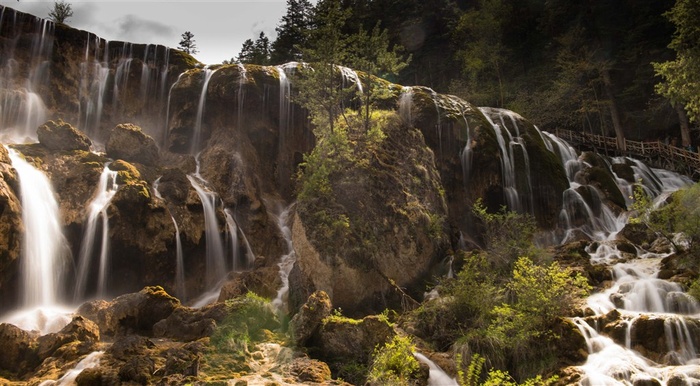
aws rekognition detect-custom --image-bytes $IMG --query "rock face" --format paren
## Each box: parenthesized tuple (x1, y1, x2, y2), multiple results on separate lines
(106, 123, 160, 166)
(0, 146, 22, 309)
(77, 286, 180, 336)
(37, 119, 92, 151)
(290, 290, 333, 347)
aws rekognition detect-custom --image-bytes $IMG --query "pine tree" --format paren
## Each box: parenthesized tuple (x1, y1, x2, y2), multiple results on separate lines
(294, 0, 350, 135)
(178, 31, 198, 55)
(654, 0, 700, 146)
(349, 22, 410, 131)
(236, 32, 271, 65)
(236, 39, 256, 63)
(271, 0, 314, 64)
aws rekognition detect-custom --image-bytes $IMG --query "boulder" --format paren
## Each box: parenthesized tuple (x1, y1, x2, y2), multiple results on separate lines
(288, 357, 332, 383)
(0, 323, 37, 374)
(106, 123, 160, 166)
(37, 119, 92, 151)
(289, 290, 332, 347)
(108, 335, 155, 361)
(153, 306, 218, 342)
(78, 286, 180, 336)
(36, 316, 100, 360)
(315, 315, 396, 365)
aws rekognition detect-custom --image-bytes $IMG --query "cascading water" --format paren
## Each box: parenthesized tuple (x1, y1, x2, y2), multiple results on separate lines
(187, 173, 226, 289)
(74, 163, 119, 300)
(0, 12, 52, 142)
(7, 148, 69, 307)
(399, 86, 414, 126)
(271, 204, 297, 312)
(153, 177, 186, 301)
(191, 67, 216, 153)
(39, 351, 104, 386)
(413, 352, 459, 386)
(237, 63, 247, 130)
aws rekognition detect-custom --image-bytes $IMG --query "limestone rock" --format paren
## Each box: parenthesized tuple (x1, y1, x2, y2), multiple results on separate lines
(0, 323, 37, 374)
(36, 316, 100, 360)
(218, 266, 282, 302)
(108, 335, 155, 361)
(316, 315, 396, 364)
(37, 119, 92, 151)
(0, 149, 22, 309)
(106, 123, 160, 166)
(289, 290, 332, 347)
(78, 286, 180, 336)
(288, 357, 332, 383)
(152, 305, 218, 342)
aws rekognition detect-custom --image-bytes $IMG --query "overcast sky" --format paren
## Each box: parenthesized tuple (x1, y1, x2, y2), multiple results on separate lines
(1, 0, 289, 64)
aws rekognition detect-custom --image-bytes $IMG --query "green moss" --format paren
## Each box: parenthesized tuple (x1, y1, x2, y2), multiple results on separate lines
(109, 159, 142, 185)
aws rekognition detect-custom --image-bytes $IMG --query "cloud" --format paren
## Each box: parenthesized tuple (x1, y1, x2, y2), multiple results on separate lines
(114, 14, 174, 41)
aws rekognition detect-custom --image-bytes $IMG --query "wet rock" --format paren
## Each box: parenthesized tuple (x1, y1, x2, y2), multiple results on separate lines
(106, 123, 160, 166)
(118, 355, 155, 384)
(37, 119, 92, 151)
(153, 306, 217, 342)
(288, 357, 332, 383)
(617, 223, 655, 246)
(108, 335, 155, 361)
(0, 150, 22, 309)
(163, 346, 200, 376)
(78, 286, 180, 336)
(0, 323, 37, 374)
(36, 316, 100, 360)
(290, 290, 332, 347)
(218, 266, 282, 302)
(315, 315, 396, 364)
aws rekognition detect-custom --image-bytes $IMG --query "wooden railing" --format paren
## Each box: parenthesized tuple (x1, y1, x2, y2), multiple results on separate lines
(554, 129, 700, 179)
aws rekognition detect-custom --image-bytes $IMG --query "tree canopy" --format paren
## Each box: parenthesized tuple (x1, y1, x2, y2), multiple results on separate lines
(178, 31, 198, 55)
(48, 0, 72, 24)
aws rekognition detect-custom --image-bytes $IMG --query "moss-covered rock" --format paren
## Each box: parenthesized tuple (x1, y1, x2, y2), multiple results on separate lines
(106, 123, 160, 166)
(37, 119, 92, 151)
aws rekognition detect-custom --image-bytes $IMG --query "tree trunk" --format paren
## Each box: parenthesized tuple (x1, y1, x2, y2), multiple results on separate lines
(676, 104, 691, 148)
(601, 68, 626, 154)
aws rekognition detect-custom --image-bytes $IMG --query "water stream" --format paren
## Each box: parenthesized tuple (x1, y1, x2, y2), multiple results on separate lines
(73, 163, 119, 300)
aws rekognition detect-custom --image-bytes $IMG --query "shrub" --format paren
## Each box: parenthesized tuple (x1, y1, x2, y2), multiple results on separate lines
(367, 335, 421, 385)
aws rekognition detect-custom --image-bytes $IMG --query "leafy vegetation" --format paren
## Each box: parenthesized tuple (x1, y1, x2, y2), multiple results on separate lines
(209, 293, 279, 356)
(408, 201, 590, 382)
(367, 335, 421, 385)
(178, 31, 198, 55)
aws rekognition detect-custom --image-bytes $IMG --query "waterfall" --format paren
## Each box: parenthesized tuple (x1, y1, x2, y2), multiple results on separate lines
(573, 236, 700, 384)
(191, 67, 216, 153)
(74, 163, 119, 300)
(237, 63, 247, 130)
(224, 209, 241, 272)
(480, 107, 520, 211)
(271, 204, 297, 312)
(0, 14, 53, 142)
(39, 351, 104, 386)
(413, 353, 458, 386)
(187, 174, 226, 289)
(7, 148, 68, 307)
(153, 177, 186, 301)
(399, 86, 413, 126)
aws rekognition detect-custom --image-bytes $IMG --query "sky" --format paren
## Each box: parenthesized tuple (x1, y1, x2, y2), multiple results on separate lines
(0, 0, 289, 64)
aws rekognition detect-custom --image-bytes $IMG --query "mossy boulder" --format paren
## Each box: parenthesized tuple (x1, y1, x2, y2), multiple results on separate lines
(290, 290, 333, 347)
(106, 123, 160, 166)
(37, 119, 92, 151)
(0, 149, 22, 311)
(77, 286, 180, 336)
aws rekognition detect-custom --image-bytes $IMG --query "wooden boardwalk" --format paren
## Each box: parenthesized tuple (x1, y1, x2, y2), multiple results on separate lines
(554, 129, 700, 180)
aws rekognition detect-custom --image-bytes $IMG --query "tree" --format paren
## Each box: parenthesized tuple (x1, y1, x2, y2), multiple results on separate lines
(294, 0, 351, 135)
(348, 22, 410, 131)
(654, 0, 700, 146)
(271, 0, 314, 63)
(178, 31, 198, 55)
(48, 0, 73, 24)
(236, 32, 271, 64)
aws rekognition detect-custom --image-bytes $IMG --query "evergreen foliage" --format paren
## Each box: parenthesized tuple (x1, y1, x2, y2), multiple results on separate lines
(271, 0, 314, 63)
(235, 32, 272, 65)
(654, 0, 700, 124)
(178, 31, 198, 55)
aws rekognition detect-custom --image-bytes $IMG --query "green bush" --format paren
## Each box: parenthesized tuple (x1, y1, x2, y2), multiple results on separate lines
(209, 293, 279, 356)
(367, 335, 421, 385)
